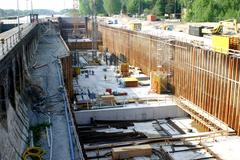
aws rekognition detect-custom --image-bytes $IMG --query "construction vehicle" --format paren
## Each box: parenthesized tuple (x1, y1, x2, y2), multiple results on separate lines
(162, 24, 174, 31)
(202, 19, 238, 35)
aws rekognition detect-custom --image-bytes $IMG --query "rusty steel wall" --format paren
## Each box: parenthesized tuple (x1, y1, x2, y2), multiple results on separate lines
(99, 24, 240, 135)
(173, 41, 240, 135)
(99, 25, 173, 74)
(61, 55, 73, 102)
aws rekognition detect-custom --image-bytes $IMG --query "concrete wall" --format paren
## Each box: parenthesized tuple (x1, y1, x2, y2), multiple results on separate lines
(0, 24, 39, 160)
(75, 104, 187, 125)
(0, 93, 30, 160)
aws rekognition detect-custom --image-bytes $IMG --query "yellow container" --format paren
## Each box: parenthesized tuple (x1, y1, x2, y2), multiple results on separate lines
(73, 67, 81, 75)
(212, 35, 240, 54)
(212, 36, 230, 54)
(123, 77, 138, 87)
(120, 63, 129, 72)
(129, 23, 142, 31)
(150, 71, 167, 94)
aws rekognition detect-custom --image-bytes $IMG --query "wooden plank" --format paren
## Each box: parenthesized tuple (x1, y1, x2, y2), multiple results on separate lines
(236, 60, 240, 134)
(223, 55, 228, 123)
(205, 51, 210, 112)
(209, 51, 214, 114)
(232, 58, 238, 128)
(112, 144, 152, 160)
(202, 51, 207, 114)
(227, 58, 233, 124)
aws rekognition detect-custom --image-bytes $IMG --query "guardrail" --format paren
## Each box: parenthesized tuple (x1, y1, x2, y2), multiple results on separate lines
(0, 31, 20, 55)
(0, 23, 36, 56)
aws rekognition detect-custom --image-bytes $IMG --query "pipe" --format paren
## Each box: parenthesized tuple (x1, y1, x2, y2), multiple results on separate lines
(56, 59, 75, 160)
(45, 127, 50, 147)
(30, 131, 34, 147)
(48, 114, 53, 160)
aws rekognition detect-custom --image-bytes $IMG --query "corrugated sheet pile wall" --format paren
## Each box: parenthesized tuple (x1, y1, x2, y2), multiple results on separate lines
(99, 25, 240, 135)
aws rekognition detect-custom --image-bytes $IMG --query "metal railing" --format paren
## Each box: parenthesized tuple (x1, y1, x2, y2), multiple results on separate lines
(0, 23, 35, 56)
(0, 32, 20, 55)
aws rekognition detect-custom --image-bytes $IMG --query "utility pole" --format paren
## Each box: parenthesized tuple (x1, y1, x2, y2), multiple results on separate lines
(91, 0, 97, 60)
(31, 0, 33, 14)
(17, 0, 21, 39)
(26, 0, 29, 23)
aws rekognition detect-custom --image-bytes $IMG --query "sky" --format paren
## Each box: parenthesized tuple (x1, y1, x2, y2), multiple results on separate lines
(0, 0, 73, 11)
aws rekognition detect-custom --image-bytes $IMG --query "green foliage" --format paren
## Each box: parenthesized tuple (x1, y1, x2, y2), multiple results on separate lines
(103, 0, 122, 15)
(30, 122, 51, 146)
(89, 0, 106, 15)
(179, 0, 192, 8)
(165, 0, 175, 14)
(151, 0, 165, 16)
(125, 0, 140, 14)
(121, 0, 127, 14)
(79, 0, 91, 15)
(184, 0, 240, 22)
(1, 0, 239, 22)
(143, 0, 157, 9)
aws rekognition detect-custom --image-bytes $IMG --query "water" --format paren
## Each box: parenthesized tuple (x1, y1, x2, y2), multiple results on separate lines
(1, 15, 66, 24)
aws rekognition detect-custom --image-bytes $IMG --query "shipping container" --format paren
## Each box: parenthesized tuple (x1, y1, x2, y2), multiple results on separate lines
(147, 15, 156, 21)
(189, 25, 204, 37)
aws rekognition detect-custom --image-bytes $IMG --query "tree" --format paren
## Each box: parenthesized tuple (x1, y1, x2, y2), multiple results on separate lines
(165, 0, 175, 15)
(179, 0, 193, 9)
(79, 0, 91, 15)
(181, 0, 240, 22)
(143, 0, 157, 9)
(89, 0, 106, 15)
(152, 0, 165, 16)
(186, 0, 215, 22)
(120, 0, 127, 14)
(103, 0, 122, 16)
(125, 0, 139, 14)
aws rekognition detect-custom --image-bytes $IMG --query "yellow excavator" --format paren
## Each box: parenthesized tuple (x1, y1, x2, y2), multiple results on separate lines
(202, 19, 238, 35)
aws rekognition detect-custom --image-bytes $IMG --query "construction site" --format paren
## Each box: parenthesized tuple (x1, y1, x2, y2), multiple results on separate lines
(1, 1, 240, 160)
